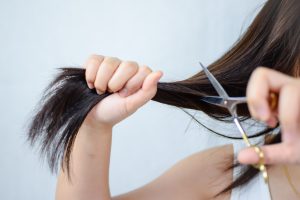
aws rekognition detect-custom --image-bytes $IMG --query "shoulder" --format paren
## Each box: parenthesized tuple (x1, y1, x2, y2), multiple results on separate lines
(166, 144, 234, 199)
(113, 144, 234, 200)
(268, 164, 300, 200)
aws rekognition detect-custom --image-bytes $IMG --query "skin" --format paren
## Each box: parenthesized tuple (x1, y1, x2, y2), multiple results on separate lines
(239, 67, 300, 165)
(55, 55, 300, 200)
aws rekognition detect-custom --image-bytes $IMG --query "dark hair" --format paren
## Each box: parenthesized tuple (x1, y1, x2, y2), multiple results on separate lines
(27, 0, 300, 196)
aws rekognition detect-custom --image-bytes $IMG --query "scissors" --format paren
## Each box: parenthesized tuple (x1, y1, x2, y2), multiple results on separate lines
(198, 62, 270, 183)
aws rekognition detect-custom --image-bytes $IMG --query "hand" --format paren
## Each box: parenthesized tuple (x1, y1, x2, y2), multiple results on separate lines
(238, 67, 300, 165)
(83, 54, 163, 129)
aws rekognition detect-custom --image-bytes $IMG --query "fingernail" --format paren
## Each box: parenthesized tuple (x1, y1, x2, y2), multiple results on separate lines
(119, 88, 128, 97)
(96, 90, 103, 95)
(156, 70, 162, 76)
(87, 82, 94, 89)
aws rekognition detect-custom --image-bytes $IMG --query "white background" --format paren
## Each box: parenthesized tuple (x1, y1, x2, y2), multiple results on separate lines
(0, 0, 265, 199)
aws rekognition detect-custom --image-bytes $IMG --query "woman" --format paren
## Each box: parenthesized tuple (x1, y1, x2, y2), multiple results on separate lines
(27, 0, 300, 199)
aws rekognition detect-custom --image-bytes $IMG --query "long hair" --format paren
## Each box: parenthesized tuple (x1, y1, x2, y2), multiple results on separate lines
(27, 0, 300, 196)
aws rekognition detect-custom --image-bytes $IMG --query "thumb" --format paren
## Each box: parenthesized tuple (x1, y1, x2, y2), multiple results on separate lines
(237, 143, 291, 165)
(125, 70, 163, 113)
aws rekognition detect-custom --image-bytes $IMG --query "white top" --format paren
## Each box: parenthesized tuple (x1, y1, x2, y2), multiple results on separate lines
(230, 141, 272, 200)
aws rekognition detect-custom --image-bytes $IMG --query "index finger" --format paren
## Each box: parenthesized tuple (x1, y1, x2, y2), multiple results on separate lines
(84, 54, 105, 89)
(238, 142, 300, 165)
(246, 67, 293, 122)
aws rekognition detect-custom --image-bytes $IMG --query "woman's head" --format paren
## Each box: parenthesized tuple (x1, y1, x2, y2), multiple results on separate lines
(155, 0, 300, 120)
(27, 0, 300, 196)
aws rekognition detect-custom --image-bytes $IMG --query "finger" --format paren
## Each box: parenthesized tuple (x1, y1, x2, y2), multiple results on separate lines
(119, 65, 152, 97)
(124, 71, 163, 114)
(246, 67, 293, 122)
(107, 61, 139, 93)
(278, 83, 300, 142)
(84, 54, 104, 89)
(94, 57, 121, 94)
(265, 114, 279, 128)
(237, 143, 295, 165)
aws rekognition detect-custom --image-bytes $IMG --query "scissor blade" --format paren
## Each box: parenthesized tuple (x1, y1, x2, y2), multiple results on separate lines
(200, 96, 225, 107)
(201, 96, 248, 108)
(199, 62, 229, 98)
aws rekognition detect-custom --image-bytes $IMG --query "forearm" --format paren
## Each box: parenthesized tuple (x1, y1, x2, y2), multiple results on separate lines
(55, 121, 113, 200)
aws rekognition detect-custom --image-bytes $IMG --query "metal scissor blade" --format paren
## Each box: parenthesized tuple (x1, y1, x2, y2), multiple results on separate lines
(201, 96, 248, 109)
(200, 96, 226, 107)
(199, 62, 229, 98)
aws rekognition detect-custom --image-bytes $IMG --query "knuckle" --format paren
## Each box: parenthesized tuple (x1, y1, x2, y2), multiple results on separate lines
(126, 83, 138, 94)
(254, 67, 269, 76)
(122, 61, 139, 70)
(89, 54, 103, 59)
(247, 68, 267, 93)
(85, 56, 102, 71)
(102, 57, 121, 71)
(88, 54, 104, 64)
(104, 56, 121, 64)
(107, 82, 118, 93)
(251, 67, 269, 82)
(124, 79, 138, 91)
(140, 65, 152, 73)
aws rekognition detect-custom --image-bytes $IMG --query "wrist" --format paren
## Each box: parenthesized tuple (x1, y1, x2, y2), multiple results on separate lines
(81, 116, 113, 134)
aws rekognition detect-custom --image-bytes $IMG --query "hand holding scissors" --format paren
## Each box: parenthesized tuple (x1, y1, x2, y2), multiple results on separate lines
(199, 63, 270, 183)
(238, 67, 300, 166)
(200, 63, 300, 173)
